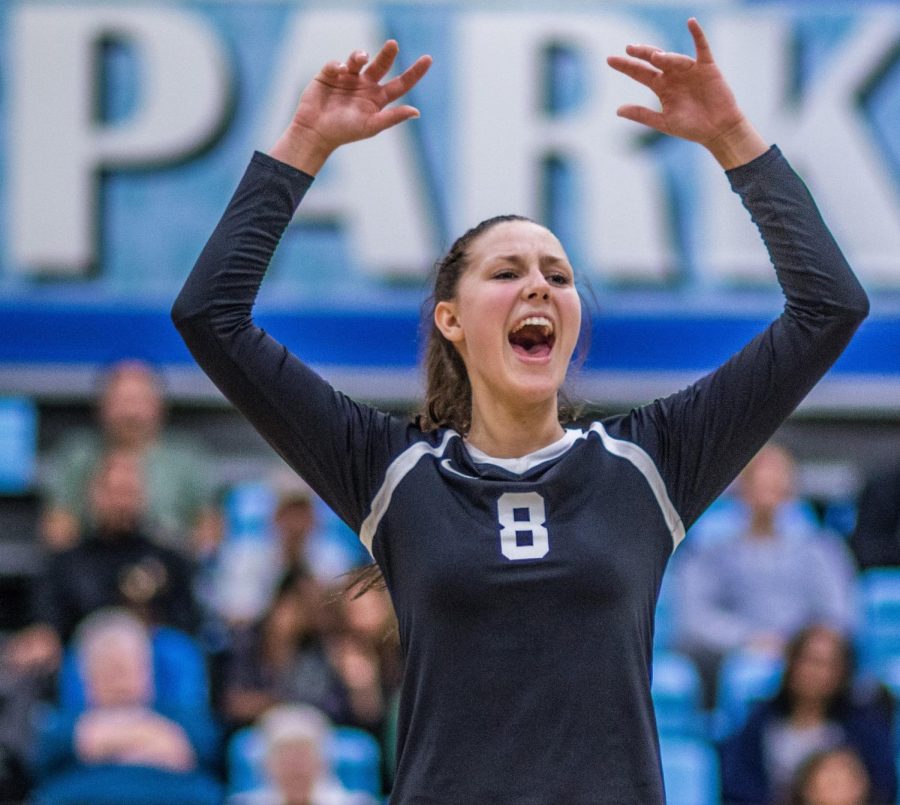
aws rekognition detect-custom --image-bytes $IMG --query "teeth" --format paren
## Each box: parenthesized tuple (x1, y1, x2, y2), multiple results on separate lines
(511, 316, 553, 336)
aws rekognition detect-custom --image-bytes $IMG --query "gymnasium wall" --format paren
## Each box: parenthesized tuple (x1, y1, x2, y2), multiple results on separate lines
(0, 0, 897, 410)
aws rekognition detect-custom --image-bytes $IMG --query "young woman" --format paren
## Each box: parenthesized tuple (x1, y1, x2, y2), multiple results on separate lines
(720, 626, 896, 804)
(173, 21, 868, 803)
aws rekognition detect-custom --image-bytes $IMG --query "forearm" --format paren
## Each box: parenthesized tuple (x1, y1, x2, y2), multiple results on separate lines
(172, 152, 312, 331)
(727, 146, 869, 321)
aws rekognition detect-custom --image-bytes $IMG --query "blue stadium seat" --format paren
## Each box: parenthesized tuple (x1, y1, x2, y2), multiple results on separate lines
(857, 568, 900, 676)
(877, 656, 900, 701)
(715, 651, 783, 737)
(330, 727, 382, 796)
(654, 570, 677, 652)
(652, 651, 704, 737)
(227, 726, 265, 795)
(659, 736, 720, 805)
(822, 499, 857, 538)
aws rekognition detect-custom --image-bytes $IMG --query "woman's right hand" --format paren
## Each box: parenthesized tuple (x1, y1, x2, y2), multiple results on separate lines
(271, 40, 432, 175)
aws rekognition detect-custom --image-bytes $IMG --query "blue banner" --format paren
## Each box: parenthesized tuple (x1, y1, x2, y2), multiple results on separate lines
(0, 1, 897, 407)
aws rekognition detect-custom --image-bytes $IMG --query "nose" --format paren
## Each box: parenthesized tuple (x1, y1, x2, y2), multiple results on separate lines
(522, 269, 551, 301)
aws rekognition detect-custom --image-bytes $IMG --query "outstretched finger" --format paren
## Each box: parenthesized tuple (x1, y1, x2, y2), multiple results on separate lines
(369, 104, 421, 135)
(606, 55, 660, 90)
(688, 18, 714, 64)
(616, 104, 667, 133)
(383, 54, 433, 102)
(364, 40, 400, 83)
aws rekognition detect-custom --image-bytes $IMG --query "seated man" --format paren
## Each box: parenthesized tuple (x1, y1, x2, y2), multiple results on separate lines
(672, 443, 859, 706)
(30, 608, 223, 804)
(5, 449, 199, 678)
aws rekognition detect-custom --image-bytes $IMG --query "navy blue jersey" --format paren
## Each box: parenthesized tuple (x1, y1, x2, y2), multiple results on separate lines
(173, 146, 868, 803)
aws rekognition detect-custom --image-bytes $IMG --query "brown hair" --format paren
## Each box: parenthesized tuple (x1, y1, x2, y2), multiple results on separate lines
(771, 624, 855, 719)
(418, 214, 532, 433)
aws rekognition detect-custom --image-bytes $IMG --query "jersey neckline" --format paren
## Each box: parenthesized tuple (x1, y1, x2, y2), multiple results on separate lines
(462, 427, 584, 475)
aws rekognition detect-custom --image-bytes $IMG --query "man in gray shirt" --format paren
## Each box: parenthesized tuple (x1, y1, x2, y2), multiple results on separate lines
(673, 443, 858, 706)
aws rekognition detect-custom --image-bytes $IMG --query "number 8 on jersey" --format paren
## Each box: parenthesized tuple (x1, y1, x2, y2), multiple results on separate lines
(497, 491, 550, 560)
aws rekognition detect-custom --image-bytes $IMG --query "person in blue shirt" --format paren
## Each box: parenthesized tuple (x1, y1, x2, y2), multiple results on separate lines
(173, 21, 868, 803)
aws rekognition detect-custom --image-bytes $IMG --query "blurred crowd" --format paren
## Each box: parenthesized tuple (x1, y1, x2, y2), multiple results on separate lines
(0, 359, 898, 804)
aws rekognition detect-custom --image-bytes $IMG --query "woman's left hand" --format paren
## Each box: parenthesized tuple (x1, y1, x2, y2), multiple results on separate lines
(607, 18, 768, 168)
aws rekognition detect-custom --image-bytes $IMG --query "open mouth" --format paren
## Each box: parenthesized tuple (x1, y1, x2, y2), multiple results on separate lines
(508, 316, 555, 358)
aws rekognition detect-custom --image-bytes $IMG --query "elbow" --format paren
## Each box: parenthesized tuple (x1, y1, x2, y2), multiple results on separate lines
(170, 295, 191, 331)
(826, 280, 870, 327)
(840, 286, 870, 326)
(855, 289, 871, 322)
(170, 287, 204, 334)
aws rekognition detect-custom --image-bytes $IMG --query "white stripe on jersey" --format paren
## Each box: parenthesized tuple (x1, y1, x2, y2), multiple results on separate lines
(358, 423, 686, 556)
(588, 422, 686, 550)
(359, 430, 457, 555)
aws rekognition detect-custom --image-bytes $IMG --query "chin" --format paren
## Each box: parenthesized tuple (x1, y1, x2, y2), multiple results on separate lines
(509, 376, 564, 407)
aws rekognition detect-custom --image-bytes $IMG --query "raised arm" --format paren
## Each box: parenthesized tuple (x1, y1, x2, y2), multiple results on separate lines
(172, 43, 431, 533)
(606, 20, 869, 533)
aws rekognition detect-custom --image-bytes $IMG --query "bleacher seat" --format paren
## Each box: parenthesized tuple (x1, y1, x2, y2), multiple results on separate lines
(659, 735, 720, 805)
(714, 651, 783, 738)
(654, 570, 677, 652)
(652, 651, 704, 737)
(857, 568, 900, 677)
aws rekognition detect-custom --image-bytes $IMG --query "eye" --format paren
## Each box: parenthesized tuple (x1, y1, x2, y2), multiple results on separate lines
(491, 268, 518, 280)
(547, 272, 571, 286)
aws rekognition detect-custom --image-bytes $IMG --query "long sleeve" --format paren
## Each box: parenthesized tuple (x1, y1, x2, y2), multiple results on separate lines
(623, 146, 869, 533)
(172, 153, 409, 535)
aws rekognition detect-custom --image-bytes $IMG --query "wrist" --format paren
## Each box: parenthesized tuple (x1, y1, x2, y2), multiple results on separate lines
(704, 118, 769, 170)
(269, 124, 334, 175)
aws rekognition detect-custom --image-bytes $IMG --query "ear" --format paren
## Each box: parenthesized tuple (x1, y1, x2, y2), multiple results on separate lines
(434, 300, 465, 343)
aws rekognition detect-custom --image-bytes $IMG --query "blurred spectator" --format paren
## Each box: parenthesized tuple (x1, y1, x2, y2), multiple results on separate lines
(222, 570, 343, 729)
(849, 462, 900, 569)
(0, 669, 35, 801)
(5, 449, 198, 678)
(212, 471, 364, 627)
(326, 587, 402, 735)
(272, 470, 361, 585)
(229, 704, 374, 804)
(720, 625, 896, 805)
(30, 608, 223, 804)
(41, 359, 221, 556)
(788, 747, 872, 805)
(673, 443, 858, 703)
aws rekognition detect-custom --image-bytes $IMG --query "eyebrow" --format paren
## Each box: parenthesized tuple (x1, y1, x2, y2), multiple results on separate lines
(488, 254, 572, 270)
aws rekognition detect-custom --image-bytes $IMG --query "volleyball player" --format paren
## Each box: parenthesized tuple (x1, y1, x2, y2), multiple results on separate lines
(173, 21, 868, 802)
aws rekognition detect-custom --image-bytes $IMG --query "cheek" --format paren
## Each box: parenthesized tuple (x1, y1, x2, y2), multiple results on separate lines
(560, 295, 583, 353)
